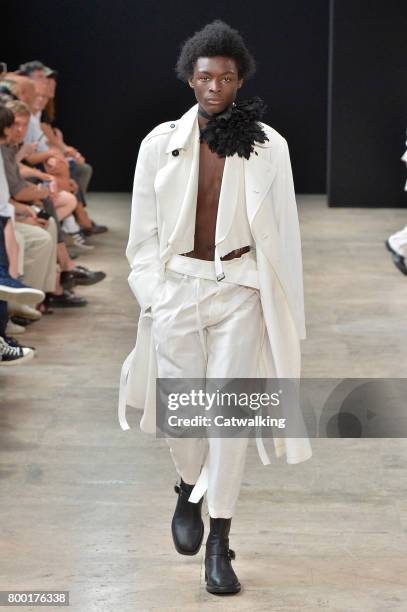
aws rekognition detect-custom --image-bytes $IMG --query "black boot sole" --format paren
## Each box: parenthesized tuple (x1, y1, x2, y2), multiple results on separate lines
(49, 300, 87, 308)
(73, 273, 106, 286)
(171, 521, 204, 556)
(205, 570, 241, 594)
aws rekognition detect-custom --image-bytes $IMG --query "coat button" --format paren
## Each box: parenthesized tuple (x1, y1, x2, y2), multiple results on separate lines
(170, 123, 176, 128)
(261, 232, 269, 239)
(172, 149, 179, 156)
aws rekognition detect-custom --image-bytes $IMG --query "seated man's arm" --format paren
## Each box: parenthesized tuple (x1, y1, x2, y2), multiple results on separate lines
(13, 182, 50, 202)
(18, 163, 52, 182)
(25, 148, 63, 166)
(40, 123, 63, 150)
(12, 200, 49, 228)
(3, 149, 50, 202)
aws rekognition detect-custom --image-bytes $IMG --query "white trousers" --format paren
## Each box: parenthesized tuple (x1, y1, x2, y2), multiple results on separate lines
(388, 225, 407, 257)
(151, 255, 265, 518)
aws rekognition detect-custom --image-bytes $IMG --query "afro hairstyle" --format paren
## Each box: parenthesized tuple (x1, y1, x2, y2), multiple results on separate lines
(175, 20, 256, 83)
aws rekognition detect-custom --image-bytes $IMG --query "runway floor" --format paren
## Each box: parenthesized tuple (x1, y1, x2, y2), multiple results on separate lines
(1, 193, 407, 611)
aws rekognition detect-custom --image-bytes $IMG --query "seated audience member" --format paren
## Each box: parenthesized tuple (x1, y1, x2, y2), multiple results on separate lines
(16, 79, 91, 236)
(1, 57, 110, 363)
(42, 70, 94, 195)
(0, 102, 80, 308)
(20, 81, 96, 249)
(32, 79, 102, 236)
(18, 61, 107, 235)
(0, 216, 36, 364)
(2, 100, 106, 301)
(19, 63, 92, 192)
(0, 104, 26, 279)
(42, 70, 107, 236)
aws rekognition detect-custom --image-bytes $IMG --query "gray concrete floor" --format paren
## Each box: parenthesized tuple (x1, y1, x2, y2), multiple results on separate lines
(1, 193, 407, 611)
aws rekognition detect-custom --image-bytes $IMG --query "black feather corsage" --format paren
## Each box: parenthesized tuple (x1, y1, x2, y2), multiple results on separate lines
(199, 96, 269, 159)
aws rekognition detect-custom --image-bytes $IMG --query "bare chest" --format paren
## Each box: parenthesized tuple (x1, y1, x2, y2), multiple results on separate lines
(182, 142, 226, 259)
(197, 142, 225, 211)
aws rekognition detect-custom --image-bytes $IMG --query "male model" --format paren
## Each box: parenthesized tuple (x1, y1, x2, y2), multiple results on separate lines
(119, 20, 312, 595)
(385, 128, 407, 274)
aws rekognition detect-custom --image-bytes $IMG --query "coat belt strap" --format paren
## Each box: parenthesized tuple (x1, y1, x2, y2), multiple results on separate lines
(118, 346, 137, 431)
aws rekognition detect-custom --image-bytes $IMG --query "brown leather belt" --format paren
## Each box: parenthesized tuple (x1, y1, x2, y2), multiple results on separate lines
(220, 245, 251, 260)
(181, 245, 251, 261)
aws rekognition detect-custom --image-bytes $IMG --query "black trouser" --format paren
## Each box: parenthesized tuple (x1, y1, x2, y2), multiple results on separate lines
(0, 300, 6, 338)
(25, 178, 65, 243)
(68, 159, 87, 206)
(43, 197, 64, 243)
(0, 216, 9, 338)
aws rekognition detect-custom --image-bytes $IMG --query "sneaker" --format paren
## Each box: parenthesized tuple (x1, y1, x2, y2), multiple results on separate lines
(7, 302, 42, 321)
(0, 336, 34, 366)
(4, 335, 36, 352)
(64, 231, 94, 251)
(0, 270, 45, 306)
(6, 320, 25, 335)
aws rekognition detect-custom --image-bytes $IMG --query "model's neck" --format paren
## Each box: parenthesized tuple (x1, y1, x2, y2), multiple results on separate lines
(197, 102, 232, 130)
(197, 113, 209, 130)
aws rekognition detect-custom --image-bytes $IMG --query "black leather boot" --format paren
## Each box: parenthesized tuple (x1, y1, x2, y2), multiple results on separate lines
(205, 517, 241, 594)
(171, 478, 204, 555)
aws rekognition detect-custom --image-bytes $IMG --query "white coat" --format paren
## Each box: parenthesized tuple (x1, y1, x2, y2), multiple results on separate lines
(119, 102, 312, 465)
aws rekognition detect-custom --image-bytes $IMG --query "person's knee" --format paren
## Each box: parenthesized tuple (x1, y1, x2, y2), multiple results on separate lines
(56, 191, 77, 214)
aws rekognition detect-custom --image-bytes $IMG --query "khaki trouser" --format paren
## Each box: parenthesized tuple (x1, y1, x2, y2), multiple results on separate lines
(15, 218, 57, 293)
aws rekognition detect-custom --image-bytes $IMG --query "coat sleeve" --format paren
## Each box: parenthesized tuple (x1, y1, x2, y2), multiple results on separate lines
(272, 137, 306, 340)
(126, 137, 164, 312)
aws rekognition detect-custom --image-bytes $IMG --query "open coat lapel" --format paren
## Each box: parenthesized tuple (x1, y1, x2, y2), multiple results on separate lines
(244, 147, 278, 227)
(153, 102, 304, 339)
(154, 106, 200, 258)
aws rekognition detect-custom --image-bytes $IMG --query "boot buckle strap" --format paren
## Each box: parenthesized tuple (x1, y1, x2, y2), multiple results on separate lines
(206, 548, 236, 560)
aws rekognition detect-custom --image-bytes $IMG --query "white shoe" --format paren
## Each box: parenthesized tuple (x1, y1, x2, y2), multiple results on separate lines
(0, 337, 34, 366)
(7, 302, 42, 321)
(6, 320, 25, 335)
(64, 232, 94, 251)
(0, 284, 45, 306)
